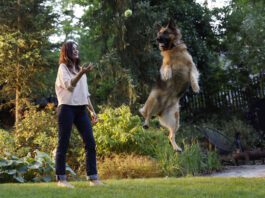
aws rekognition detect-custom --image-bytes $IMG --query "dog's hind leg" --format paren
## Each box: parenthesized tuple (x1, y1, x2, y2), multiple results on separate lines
(159, 103, 182, 152)
(172, 111, 182, 152)
(139, 90, 159, 129)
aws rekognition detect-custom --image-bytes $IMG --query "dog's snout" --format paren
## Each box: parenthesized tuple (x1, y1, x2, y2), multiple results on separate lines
(156, 36, 169, 45)
(156, 36, 162, 42)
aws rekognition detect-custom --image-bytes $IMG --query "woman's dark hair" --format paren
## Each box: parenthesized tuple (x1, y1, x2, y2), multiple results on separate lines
(59, 40, 80, 74)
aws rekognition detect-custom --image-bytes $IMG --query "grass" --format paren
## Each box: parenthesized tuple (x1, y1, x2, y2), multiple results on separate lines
(0, 177, 265, 198)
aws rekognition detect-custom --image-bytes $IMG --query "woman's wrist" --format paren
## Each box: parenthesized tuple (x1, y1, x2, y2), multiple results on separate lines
(91, 111, 97, 116)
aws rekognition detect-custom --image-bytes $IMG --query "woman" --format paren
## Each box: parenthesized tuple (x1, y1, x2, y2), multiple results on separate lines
(55, 40, 102, 188)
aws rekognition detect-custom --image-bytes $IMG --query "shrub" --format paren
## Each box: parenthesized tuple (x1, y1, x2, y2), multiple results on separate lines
(13, 104, 85, 174)
(93, 105, 166, 156)
(15, 104, 58, 157)
(0, 128, 15, 156)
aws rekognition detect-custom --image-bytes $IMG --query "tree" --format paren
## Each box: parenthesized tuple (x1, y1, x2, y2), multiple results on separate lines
(0, 0, 57, 129)
(71, 0, 220, 109)
(217, 0, 265, 104)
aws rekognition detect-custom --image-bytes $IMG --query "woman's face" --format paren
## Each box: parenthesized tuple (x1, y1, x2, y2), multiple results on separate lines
(72, 44, 79, 60)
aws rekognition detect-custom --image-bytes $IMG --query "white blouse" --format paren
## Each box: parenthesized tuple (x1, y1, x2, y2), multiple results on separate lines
(55, 63, 90, 106)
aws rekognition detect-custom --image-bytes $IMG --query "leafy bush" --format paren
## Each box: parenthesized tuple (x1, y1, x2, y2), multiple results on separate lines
(15, 104, 58, 157)
(13, 104, 85, 173)
(0, 128, 15, 156)
(5, 104, 222, 179)
(93, 105, 165, 156)
(0, 150, 75, 183)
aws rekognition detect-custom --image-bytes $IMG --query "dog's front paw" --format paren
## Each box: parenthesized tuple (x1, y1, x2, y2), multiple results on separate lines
(160, 66, 172, 81)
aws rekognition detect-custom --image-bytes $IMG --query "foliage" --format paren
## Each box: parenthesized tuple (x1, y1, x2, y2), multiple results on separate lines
(154, 144, 182, 177)
(98, 154, 162, 179)
(0, 28, 42, 103)
(155, 141, 221, 177)
(216, 0, 265, 91)
(73, 0, 221, 108)
(93, 105, 165, 156)
(206, 151, 221, 172)
(1, 103, 223, 178)
(89, 49, 137, 107)
(0, 129, 15, 156)
(14, 104, 58, 157)
(179, 142, 207, 176)
(0, 150, 75, 183)
(0, 0, 57, 128)
(13, 103, 86, 173)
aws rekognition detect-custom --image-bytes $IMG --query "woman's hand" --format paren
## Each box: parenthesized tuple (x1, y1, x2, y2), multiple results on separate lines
(71, 63, 94, 87)
(91, 112, 98, 125)
(80, 63, 94, 74)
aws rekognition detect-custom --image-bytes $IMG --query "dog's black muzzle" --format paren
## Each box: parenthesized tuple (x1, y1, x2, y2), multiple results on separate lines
(157, 36, 170, 50)
(156, 36, 169, 44)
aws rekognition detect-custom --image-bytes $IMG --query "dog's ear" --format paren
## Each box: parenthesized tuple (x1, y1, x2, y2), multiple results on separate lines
(155, 23, 162, 32)
(166, 19, 175, 30)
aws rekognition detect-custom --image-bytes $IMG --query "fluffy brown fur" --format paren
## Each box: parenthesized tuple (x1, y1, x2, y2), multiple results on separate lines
(139, 20, 200, 152)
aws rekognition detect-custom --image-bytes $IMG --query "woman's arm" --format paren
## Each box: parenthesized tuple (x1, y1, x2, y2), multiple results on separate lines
(87, 97, 98, 124)
(71, 63, 94, 87)
(87, 96, 96, 115)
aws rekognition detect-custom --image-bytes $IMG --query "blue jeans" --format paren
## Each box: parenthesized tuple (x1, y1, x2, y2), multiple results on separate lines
(55, 105, 97, 181)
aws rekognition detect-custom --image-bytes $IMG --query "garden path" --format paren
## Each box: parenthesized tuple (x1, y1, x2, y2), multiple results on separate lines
(210, 165, 265, 178)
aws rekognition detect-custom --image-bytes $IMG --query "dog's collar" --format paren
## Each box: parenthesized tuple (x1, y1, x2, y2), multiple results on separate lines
(172, 41, 184, 48)
(163, 41, 184, 51)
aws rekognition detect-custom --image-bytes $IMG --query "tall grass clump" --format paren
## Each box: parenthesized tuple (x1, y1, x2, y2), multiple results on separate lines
(154, 141, 221, 177)
(98, 154, 162, 179)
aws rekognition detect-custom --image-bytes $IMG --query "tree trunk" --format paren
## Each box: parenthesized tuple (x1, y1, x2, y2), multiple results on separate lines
(15, 0, 21, 131)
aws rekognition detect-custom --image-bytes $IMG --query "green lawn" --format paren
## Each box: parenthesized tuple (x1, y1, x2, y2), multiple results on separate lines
(0, 177, 265, 198)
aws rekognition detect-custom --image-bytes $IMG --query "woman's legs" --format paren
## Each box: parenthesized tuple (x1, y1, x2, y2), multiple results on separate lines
(55, 105, 74, 180)
(74, 107, 98, 180)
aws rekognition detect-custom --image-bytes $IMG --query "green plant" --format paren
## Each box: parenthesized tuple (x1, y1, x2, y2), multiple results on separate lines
(12, 104, 84, 176)
(93, 105, 165, 156)
(0, 128, 15, 156)
(207, 151, 221, 172)
(155, 144, 182, 177)
(179, 142, 207, 176)
(0, 150, 75, 183)
(15, 104, 58, 157)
